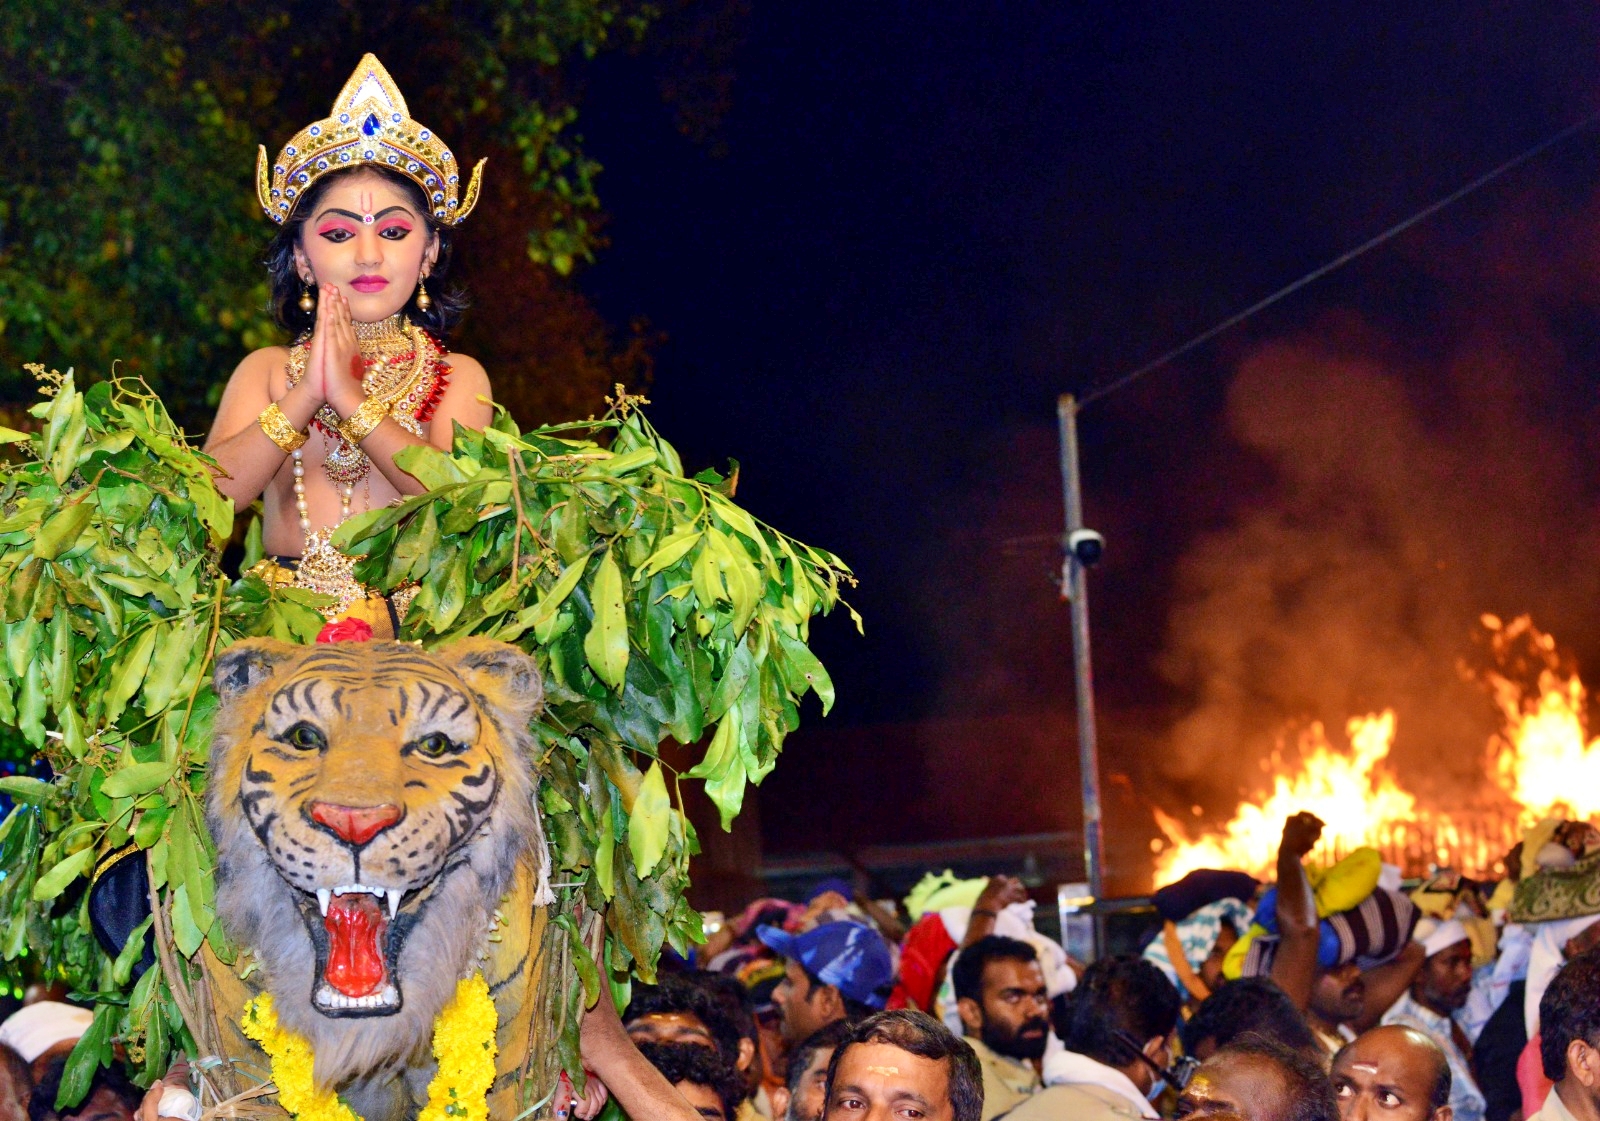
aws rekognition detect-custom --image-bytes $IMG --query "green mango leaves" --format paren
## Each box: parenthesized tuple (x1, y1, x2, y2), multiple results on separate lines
(0, 374, 854, 1107)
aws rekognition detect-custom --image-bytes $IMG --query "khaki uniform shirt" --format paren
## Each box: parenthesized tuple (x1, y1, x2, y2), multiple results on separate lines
(964, 1037, 1042, 1121)
(1003, 1083, 1151, 1121)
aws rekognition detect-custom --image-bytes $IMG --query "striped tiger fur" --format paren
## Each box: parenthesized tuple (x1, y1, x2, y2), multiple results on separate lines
(202, 637, 554, 1120)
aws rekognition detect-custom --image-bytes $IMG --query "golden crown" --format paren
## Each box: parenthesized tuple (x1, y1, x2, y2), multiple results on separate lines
(256, 54, 485, 226)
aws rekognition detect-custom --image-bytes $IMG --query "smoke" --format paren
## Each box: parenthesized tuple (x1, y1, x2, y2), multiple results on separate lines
(1156, 186, 1600, 817)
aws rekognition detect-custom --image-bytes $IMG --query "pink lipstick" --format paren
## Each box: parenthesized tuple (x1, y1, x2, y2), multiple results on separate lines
(350, 275, 388, 293)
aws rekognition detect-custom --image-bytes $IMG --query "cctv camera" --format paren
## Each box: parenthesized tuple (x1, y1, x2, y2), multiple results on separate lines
(1067, 528, 1105, 567)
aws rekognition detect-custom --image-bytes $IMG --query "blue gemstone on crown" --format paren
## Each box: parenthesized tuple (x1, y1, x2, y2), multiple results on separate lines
(274, 165, 285, 175)
(362, 149, 374, 159)
(432, 192, 444, 202)
(387, 154, 399, 164)
(448, 174, 458, 184)
(339, 113, 350, 124)
(407, 162, 419, 172)
(420, 130, 431, 140)
(316, 159, 328, 170)
(442, 150, 453, 162)
(425, 175, 438, 187)
(391, 113, 402, 123)
(362, 112, 381, 137)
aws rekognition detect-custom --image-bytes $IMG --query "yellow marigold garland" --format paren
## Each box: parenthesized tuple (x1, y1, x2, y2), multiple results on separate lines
(240, 975, 498, 1121)
(418, 974, 498, 1121)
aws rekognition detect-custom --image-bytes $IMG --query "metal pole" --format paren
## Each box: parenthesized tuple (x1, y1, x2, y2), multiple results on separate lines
(1057, 394, 1105, 956)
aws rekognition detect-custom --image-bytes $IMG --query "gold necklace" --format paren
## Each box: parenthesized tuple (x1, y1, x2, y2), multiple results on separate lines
(286, 316, 436, 486)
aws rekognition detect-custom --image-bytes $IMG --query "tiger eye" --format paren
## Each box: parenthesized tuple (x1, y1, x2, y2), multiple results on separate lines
(415, 732, 453, 758)
(284, 723, 326, 751)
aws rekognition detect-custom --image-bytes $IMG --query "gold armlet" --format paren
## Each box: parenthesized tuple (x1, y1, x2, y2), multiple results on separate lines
(337, 396, 388, 446)
(258, 402, 307, 453)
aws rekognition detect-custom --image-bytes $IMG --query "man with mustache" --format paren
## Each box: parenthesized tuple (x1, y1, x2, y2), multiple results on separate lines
(1005, 956, 1182, 1121)
(952, 936, 1049, 1120)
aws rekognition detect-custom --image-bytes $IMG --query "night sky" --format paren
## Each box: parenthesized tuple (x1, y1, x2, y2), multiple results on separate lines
(569, 4, 1600, 883)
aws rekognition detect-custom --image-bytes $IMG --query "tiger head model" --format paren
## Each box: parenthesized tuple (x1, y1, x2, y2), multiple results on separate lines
(206, 636, 550, 1115)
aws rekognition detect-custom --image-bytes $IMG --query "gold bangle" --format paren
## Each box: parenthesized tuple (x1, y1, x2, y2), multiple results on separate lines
(257, 402, 307, 453)
(337, 396, 388, 446)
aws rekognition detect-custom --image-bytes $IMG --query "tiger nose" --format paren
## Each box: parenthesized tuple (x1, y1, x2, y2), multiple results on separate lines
(309, 801, 403, 846)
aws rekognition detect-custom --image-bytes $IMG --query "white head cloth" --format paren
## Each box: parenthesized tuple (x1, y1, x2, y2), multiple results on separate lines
(1414, 917, 1470, 959)
(0, 1001, 94, 1063)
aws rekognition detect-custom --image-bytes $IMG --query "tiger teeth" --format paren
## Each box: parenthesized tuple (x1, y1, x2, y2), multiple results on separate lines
(386, 889, 402, 918)
(317, 888, 331, 916)
(315, 983, 400, 1012)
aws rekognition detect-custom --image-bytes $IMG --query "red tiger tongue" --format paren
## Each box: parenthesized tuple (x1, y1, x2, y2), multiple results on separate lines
(323, 894, 387, 997)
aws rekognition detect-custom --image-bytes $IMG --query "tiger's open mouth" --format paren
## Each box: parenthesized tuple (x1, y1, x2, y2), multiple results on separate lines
(303, 883, 406, 1015)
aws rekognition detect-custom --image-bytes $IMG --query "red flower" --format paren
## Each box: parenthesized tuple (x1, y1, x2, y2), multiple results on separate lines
(316, 618, 374, 643)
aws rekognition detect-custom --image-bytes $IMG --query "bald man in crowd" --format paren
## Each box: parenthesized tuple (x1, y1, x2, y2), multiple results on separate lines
(1332, 1025, 1453, 1121)
(1175, 1034, 1338, 1121)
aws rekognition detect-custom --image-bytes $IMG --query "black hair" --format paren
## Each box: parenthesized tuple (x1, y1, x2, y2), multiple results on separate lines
(799, 962, 881, 1022)
(265, 165, 466, 337)
(1056, 955, 1181, 1071)
(637, 1041, 749, 1121)
(1182, 978, 1319, 1058)
(624, 975, 745, 1067)
(28, 1054, 141, 1121)
(685, 972, 759, 1044)
(1540, 945, 1600, 1082)
(950, 935, 1039, 1006)
(1213, 1033, 1338, 1121)
(785, 1019, 855, 1098)
(824, 1010, 982, 1121)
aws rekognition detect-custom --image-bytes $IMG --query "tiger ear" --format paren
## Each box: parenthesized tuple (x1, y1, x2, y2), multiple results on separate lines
(440, 638, 544, 725)
(214, 638, 300, 701)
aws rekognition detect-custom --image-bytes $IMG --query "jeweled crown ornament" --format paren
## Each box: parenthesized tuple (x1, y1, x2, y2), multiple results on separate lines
(256, 53, 485, 225)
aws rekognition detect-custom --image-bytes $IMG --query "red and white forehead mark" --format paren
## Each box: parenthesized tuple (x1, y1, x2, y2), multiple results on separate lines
(358, 188, 376, 224)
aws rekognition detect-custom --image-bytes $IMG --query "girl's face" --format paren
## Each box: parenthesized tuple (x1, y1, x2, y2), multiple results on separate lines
(292, 172, 438, 324)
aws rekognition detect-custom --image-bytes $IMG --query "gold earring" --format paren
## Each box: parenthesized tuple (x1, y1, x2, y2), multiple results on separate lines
(415, 278, 432, 312)
(298, 282, 314, 313)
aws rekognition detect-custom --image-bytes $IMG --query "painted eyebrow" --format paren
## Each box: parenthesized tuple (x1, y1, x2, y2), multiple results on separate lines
(315, 205, 415, 224)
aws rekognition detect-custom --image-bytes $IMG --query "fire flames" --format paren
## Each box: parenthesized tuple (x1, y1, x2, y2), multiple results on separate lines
(1151, 614, 1595, 884)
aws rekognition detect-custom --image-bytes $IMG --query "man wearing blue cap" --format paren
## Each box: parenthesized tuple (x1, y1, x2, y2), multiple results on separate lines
(759, 922, 896, 1045)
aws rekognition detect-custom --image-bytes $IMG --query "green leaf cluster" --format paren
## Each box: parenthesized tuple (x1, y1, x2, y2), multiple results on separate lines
(0, 372, 853, 1107)
(0, 369, 335, 1106)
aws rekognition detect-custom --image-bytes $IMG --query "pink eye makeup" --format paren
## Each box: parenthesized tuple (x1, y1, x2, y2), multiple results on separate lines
(316, 219, 358, 241)
(376, 217, 414, 239)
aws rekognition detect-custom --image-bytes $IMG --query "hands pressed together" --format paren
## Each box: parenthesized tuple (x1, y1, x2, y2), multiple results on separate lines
(300, 284, 366, 419)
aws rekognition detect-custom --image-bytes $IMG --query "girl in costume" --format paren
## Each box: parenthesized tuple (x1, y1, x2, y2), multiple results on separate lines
(204, 55, 491, 635)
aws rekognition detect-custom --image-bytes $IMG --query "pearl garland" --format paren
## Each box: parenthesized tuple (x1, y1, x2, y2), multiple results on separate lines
(292, 447, 354, 537)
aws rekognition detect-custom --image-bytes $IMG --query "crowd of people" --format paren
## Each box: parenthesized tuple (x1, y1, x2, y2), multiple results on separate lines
(5, 810, 1600, 1121)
